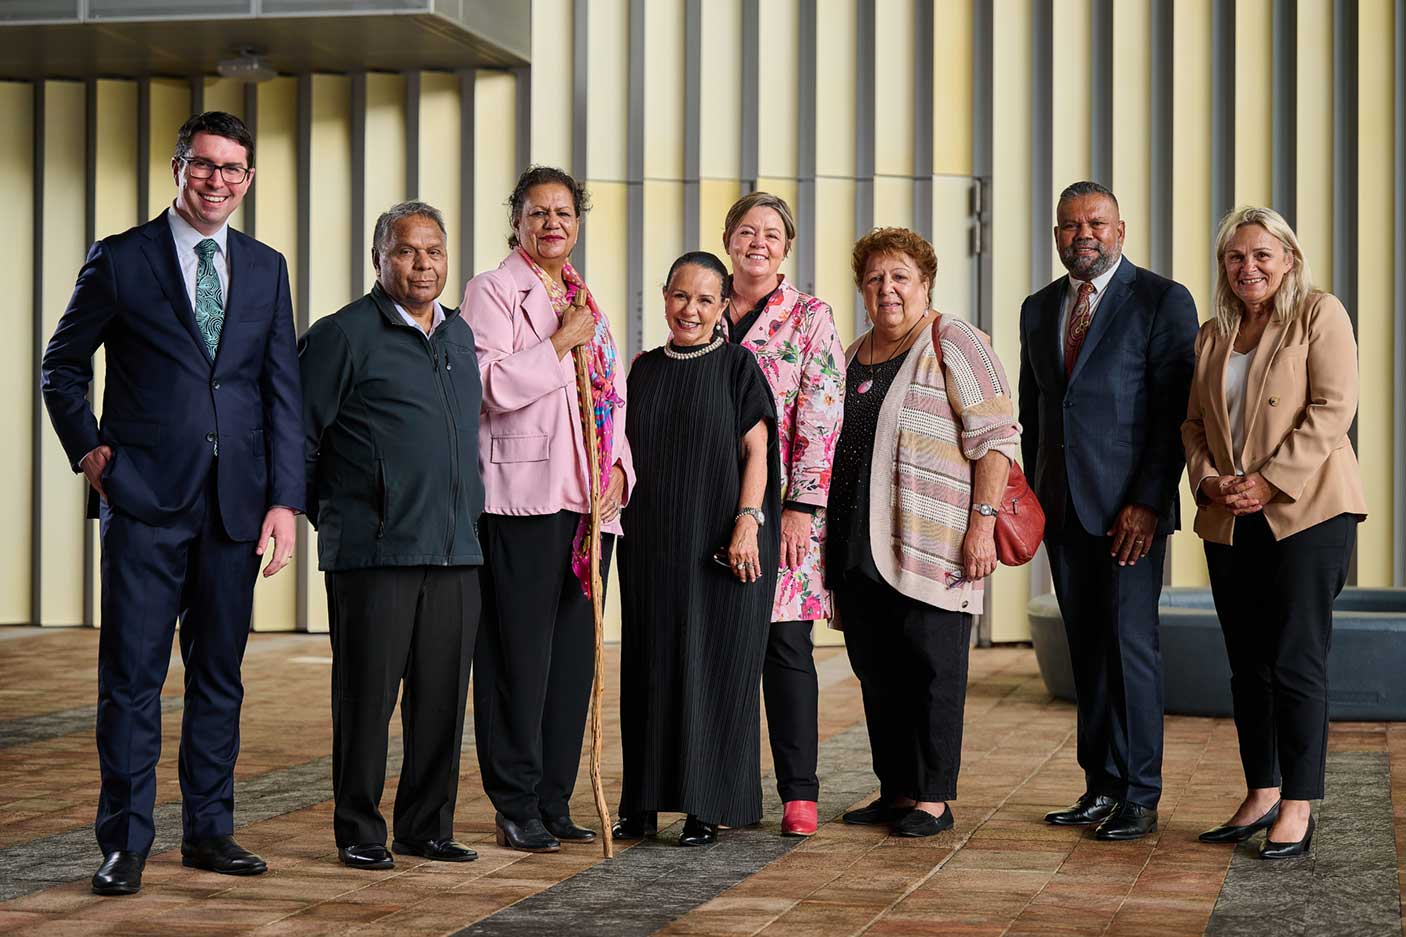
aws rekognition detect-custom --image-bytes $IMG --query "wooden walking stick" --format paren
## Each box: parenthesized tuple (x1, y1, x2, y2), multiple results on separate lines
(572, 288, 615, 859)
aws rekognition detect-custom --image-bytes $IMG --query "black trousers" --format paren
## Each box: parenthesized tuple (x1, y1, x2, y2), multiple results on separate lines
(474, 511, 614, 823)
(1204, 511, 1355, 800)
(835, 576, 972, 802)
(1045, 515, 1167, 809)
(764, 620, 820, 802)
(326, 566, 480, 847)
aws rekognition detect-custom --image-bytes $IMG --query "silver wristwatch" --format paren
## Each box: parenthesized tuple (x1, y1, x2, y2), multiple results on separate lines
(736, 507, 766, 527)
(971, 502, 999, 518)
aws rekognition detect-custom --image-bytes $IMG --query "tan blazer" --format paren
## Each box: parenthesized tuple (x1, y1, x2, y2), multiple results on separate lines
(1182, 291, 1366, 545)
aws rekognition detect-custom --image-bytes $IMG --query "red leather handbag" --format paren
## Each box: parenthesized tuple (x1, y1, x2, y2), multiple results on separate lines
(932, 317, 1045, 566)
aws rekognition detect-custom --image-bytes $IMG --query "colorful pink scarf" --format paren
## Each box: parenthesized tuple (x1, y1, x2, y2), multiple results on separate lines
(517, 247, 624, 597)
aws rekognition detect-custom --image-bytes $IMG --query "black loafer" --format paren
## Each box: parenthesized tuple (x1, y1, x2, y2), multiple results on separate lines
(181, 835, 268, 875)
(494, 813, 560, 853)
(1199, 801, 1281, 844)
(612, 811, 658, 841)
(392, 838, 477, 862)
(542, 814, 596, 843)
(1259, 815, 1314, 860)
(678, 815, 718, 847)
(892, 804, 955, 837)
(1094, 802, 1158, 841)
(92, 850, 145, 896)
(339, 843, 394, 869)
(842, 798, 906, 826)
(1044, 793, 1119, 826)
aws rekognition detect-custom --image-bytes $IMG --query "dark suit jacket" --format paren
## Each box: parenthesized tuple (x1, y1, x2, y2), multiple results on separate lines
(1018, 258, 1198, 537)
(41, 213, 305, 542)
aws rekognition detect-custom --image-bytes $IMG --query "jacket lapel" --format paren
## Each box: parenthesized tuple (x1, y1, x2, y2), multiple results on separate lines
(1068, 258, 1135, 386)
(1239, 315, 1288, 448)
(505, 250, 561, 339)
(1206, 321, 1237, 461)
(212, 230, 255, 369)
(140, 215, 210, 364)
(1032, 281, 1066, 390)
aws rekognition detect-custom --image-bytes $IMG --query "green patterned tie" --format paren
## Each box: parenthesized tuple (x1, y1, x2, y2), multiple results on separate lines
(193, 238, 224, 361)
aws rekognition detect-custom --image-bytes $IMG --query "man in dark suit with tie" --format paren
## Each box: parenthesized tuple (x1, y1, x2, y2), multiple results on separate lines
(41, 112, 303, 895)
(1018, 181, 1198, 841)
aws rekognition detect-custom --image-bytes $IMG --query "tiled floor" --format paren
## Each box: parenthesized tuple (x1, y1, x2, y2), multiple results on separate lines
(1, 626, 1402, 936)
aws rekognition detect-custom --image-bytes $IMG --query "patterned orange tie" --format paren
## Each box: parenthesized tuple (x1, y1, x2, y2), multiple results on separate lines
(1064, 280, 1096, 378)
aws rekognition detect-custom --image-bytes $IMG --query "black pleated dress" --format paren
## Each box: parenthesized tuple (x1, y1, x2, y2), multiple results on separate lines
(618, 339, 781, 826)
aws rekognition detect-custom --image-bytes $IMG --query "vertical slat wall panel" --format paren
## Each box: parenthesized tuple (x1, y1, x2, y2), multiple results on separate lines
(531, 0, 574, 170)
(1297, 0, 1335, 290)
(754, 0, 802, 288)
(420, 72, 465, 298)
(932, 0, 973, 178)
(1112, 0, 1152, 265)
(1, 82, 34, 625)
(582, 0, 629, 360)
(872, 0, 916, 235)
(1235, 0, 1275, 207)
(472, 71, 516, 284)
(1049, 0, 1092, 283)
(815, 0, 860, 341)
(697, 0, 743, 250)
(363, 73, 407, 291)
(145, 80, 190, 220)
(640, 0, 686, 352)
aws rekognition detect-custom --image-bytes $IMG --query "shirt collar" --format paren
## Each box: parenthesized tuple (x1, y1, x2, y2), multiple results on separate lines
(395, 300, 446, 336)
(1067, 253, 1122, 297)
(167, 203, 229, 259)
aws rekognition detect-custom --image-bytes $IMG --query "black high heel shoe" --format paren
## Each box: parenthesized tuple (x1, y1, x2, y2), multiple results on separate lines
(611, 811, 658, 841)
(1259, 814, 1314, 860)
(1198, 800, 1281, 844)
(678, 815, 718, 847)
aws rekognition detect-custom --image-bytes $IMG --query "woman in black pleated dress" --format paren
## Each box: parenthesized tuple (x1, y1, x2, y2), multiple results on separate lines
(614, 252, 781, 847)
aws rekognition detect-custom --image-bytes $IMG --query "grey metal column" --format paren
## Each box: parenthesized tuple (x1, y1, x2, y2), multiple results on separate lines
(683, 0, 702, 252)
(572, 0, 589, 276)
(404, 71, 421, 199)
(137, 78, 150, 223)
(912, 0, 934, 242)
(1029, 0, 1052, 289)
(1396, 0, 1405, 586)
(460, 69, 476, 285)
(1332, 0, 1358, 581)
(1090, 0, 1113, 186)
(972, 0, 992, 335)
(854, 0, 875, 326)
(293, 72, 312, 632)
(740, 0, 760, 194)
(626, 0, 646, 359)
(83, 78, 97, 627)
(189, 74, 203, 116)
(1272, 0, 1297, 225)
(1148, 0, 1173, 276)
(797, 0, 818, 296)
(30, 81, 45, 627)
(513, 65, 531, 171)
(349, 71, 366, 299)
(242, 82, 257, 238)
(1210, 0, 1236, 227)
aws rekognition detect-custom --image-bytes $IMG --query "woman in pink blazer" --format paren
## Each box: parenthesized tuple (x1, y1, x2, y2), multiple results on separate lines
(721, 192, 846, 836)
(462, 166, 635, 853)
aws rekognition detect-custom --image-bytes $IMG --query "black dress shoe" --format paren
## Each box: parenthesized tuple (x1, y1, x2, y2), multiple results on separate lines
(542, 814, 596, 842)
(181, 835, 268, 875)
(92, 850, 145, 896)
(678, 815, 718, 847)
(339, 843, 395, 870)
(1044, 793, 1120, 826)
(1199, 801, 1282, 844)
(842, 798, 907, 826)
(1094, 802, 1158, 841)
(892, 804, 955, 838)
(392, 838, 477, 862)
(494, 813, 560, 853)
(1259, 815, 1314, 860)
(611, 811, 658, 841)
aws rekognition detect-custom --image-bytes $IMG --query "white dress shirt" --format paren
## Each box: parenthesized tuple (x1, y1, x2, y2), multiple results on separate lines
(1225, 348, 1256, 475)
(1056, 254, 1124, 355)
(167, 204, 230, 310)
(395, 300, 446, 336)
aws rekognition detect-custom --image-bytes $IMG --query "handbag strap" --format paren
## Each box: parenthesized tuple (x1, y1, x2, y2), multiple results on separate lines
(930, 312, 943, 367)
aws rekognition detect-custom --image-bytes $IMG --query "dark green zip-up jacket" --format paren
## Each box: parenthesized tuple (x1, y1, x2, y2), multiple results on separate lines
(299, 283, 484, 571)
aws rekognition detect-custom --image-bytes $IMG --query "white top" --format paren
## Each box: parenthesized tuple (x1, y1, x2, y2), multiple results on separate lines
(1057, 254, 1123, 354)
(1225, 348, 1256, 475)
(395, 300, 446, 336)
(166, 204, 230, 309)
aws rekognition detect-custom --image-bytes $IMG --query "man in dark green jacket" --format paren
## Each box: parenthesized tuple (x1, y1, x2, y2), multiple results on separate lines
(300, 201, 484, 870)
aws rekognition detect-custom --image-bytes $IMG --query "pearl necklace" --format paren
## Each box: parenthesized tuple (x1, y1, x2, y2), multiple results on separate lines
(663, 335, 725, 360)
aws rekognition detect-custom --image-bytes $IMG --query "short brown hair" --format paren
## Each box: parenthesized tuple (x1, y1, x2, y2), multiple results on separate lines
(722, 191, 797, 247)
(851, 227, 938, 300)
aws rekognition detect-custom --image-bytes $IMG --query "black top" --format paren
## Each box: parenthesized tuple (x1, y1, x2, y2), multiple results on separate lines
(824, 349, 907, 589)
(727, 286, 779, 345)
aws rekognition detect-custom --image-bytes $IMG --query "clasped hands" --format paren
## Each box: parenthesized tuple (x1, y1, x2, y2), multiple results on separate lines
(1199, 472, 1277, 518)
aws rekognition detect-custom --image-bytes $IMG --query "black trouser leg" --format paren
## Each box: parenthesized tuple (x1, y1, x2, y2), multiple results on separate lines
(838, 584, 904, 801)
(393, 567, 480, 843)
(763, 619, 820, 802)
(900, 606, 972, 802)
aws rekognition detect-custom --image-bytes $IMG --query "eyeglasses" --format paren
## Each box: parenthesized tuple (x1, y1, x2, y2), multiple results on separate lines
(179, 157, 251, 185)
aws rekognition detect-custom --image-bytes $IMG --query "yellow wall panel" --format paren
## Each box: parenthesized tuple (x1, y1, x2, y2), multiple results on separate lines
(642, 181, 685, 351)
(146, 79, 190, 220)
(874, 0, 915, 177)
(699, 0, 743, 180)
(757, 0, 800, 179)
(932, 0, 973, 177)
(0, 82, 34, 624)
(815, 177, 859, 346)
(1296, 0, 1334, 290)
(815, 0, 858, 178)
(643, 0, 685, 181)
(473, 70, 517, 282)
(1111, 0, 1151, 262)
(1050, 0, 1092, 282)
(421, 72, 465, 298)
(583, 180, 629, 352)
(1234, 0, 1274, 208)
(202, 78, 247, 233)
(531, 0, 573, 169)
(1355, 0, 1395, 585)
(698, 177, 742, 251)
(587, 0, 629, 181)
(873, 175, 913, 232)
(929, 175, 975, 322)
(363, 72, 406, 294)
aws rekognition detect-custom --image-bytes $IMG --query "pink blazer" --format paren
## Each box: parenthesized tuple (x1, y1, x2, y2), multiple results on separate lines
(462, 250, 635, 535)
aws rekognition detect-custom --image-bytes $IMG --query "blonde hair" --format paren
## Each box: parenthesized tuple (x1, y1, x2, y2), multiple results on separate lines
(1211, 206, 1316, 335)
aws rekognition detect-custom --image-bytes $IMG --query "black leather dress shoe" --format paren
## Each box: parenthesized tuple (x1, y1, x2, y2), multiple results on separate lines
(842, 798, 906, 826)
(678, 815, 718, 847)
(1259, 815, 1314, 860)
(1199, 801, 1281, 844)
(1044, 793, 1120, 826)
(92, 850, 145, 895)
(892, 804, 955, 838)
(339, 843, 395, 870)
(181, 835, 268, 875)
(1094, 802, 1158, 841)
(612, 811, 658, 841)
(542, 814, 596, 842)
(494, 813, 560, 853)
(392, 838, 477, 862)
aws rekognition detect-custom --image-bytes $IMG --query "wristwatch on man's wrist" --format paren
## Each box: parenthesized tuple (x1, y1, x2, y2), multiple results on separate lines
(971, 502, 999, 518)
(736, 507, 765, 527)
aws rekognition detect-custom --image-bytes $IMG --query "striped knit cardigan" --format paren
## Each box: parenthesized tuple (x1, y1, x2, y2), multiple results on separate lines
(844, 314, 1020, 615)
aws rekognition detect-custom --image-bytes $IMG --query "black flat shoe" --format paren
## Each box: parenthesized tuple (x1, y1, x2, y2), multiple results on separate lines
(542, 814, 596, 842)
(842, 798, 906, 826)
(892, 804, 954, 838)
(392, 838, 477, 862)
(1094, 802, 1158, 841)
(1259, 815, 1314, 860)
(1199, 801, 1282, 844)
(91, 850, 145, 895)
(611, 811, 658, 841)
(494, 813, 560, 853)
(181, 835, 268, 875)
(339, 843, 395, 869)
(1044, 793, 1119, 826)
(678, 815, 718, 847)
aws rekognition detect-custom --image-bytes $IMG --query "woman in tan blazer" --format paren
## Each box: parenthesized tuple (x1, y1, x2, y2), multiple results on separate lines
(1182, 206, 1366, 860)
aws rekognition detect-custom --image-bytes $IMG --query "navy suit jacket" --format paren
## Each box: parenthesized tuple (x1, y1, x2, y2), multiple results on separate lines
(1017, 258, 1198, 538)
(41, 214, 305, 542)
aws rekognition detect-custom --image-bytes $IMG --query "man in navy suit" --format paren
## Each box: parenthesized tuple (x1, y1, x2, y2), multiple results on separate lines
(42, 112, 303, 895)
(1018, 181, 1197, 841)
